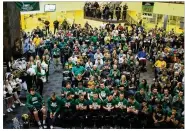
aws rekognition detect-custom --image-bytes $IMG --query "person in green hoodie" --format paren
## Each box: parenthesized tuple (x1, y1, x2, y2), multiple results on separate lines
(98, 82, 111, 101)
(126, 95, 141, 128)
(74, 94, 88, 127)
(138, 79, 149, 92)
(139, 100, 153, 128)
(61, 82, 75, 98)
(61, 93, 75, 128)
(26, 88, 47, 129)
(47, 92, 63, 129)
(91, 33, 98, 44)
(74, 82, 87, 98)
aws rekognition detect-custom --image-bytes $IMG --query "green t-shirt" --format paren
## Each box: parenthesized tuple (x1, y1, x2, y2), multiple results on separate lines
(109, 69, 121, 78)
(148, 92, 161, 103)
(52, 48, 60, 56)
(134, 91, 146, 103)
(87, 88, 98, 99)
(72, 66, 85, 76)
(103, 99, 116, 108)
(61, 87, 75, 96)
(141, 105, 153, 114)
(26, 93, 44, 109)
(90, 69, 101, 76)
(91, 36, 98, 43)
(75, 87, 86, 95)
(138, 83, 149, 92)
(89, 98, 102, 109)
(98, 87, 111, 99)
(113, 36, 120, 42)
(63, 98, 75, 112)
(115, 97, 128, 110)
(75, 98, 88, 107)
(47, 97, 62, 113)
(127, 101, 141, 110)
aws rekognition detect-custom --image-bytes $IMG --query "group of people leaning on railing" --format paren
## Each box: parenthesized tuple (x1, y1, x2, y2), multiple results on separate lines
(84, 2, 128, 21)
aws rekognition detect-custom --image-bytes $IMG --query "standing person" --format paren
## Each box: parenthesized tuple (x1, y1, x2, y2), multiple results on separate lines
(44, 20, 50, 35)
(115, 6, 121, 21)
(52, 44, 61, 71)
(35, 62, 46, 96)
(33, 35, 41, 55)
(122, 4, 128, 20)
(47, 92, 62, 129)
(26, 88, 47, 129)
(53, 20, 59, 34)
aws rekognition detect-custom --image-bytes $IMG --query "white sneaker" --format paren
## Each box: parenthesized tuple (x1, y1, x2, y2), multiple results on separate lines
(15, 100, 19, 104)
(43, 125, 47, 129)
(39, 126, 43, 129)
(7, 108, 10, 113)
(20, 103, 25, 106)
(9, 108, 13, 112)
(50, 125, 54, 129)
(12, 104, 15, 108)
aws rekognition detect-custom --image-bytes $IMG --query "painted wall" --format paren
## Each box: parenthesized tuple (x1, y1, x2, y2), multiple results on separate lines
(121, 2, 184, 17)
(153, 2, 184, 17)
(21, 1, 85, 14)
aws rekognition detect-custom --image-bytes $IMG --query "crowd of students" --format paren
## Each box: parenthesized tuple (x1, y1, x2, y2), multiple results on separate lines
(4, 19, 184, 129)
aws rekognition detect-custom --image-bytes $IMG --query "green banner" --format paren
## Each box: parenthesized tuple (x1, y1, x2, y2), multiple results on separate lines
(16, 2, 40, 11)
(142, 2, 154, 13)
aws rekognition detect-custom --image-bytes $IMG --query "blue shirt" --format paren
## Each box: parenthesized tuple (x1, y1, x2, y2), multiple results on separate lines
(137, 51, 147, 58)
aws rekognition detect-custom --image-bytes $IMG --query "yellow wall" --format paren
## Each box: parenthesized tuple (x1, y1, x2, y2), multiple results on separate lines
(153, 2, 184, 17)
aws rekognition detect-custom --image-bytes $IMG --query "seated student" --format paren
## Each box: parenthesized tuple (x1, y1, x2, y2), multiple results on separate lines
(161, 88, 172, 113)
(61, 93, 75, 127)
(165, 107, 180, 129)
(74, 94, 88, 127)
(26, 88, 47, 129)
(126, 95, 141, 128)
(115, 93, 128, 126)
(47, 92, 62, 129)
(88, 92, 102, 127)
(172, 90, 184, 115)
(72, 61, 86, 87)
(136, 48, 147, 71)
(62, 63, 72, 86)
(87, 84, 99, 100)
(74, 82, 87, 98)
(139, 100, 153, 128)
(148, 88, 161, 109)
(98, 82, 111, 101)
(154, 56, 166, 76)
(61, 82, 75, 98)
(90, 65, 101, 80)
(109, 64, 121, 85)
(102, 94, 116, 127)
(152, 104, 166, 129)
(135, 88, 146, 104)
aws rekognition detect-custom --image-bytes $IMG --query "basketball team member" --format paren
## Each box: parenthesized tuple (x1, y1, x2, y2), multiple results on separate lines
(47, 92, 62, 129)
(26, 88, 47, 129)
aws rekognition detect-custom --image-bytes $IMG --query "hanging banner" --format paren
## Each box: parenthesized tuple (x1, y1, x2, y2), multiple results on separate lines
(16, 2, 40, 11)
(142, 2, 154, 13)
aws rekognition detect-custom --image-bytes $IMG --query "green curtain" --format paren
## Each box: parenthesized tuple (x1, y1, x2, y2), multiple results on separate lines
(15, 2, 40, 11)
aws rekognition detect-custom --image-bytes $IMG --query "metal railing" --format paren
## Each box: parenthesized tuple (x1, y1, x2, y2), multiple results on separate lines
(126, 13, 137, 25)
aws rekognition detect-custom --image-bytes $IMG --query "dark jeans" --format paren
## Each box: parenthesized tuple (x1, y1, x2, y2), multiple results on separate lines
(36, 78, 43, 96)
(46, 26, 50, 35)
(47, 111, 60, 126)
(54, 27, 58, 34)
